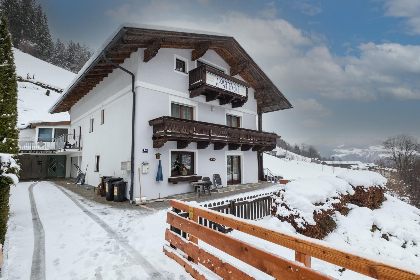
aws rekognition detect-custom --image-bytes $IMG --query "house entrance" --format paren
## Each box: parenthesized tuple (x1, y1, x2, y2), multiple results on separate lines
(227, 155, 241, 185)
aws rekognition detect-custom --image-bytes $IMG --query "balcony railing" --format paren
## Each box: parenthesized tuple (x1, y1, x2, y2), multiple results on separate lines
(149, 116, 279, 151)
(189, 65, 250, 108)
(18, 134, 82, 152)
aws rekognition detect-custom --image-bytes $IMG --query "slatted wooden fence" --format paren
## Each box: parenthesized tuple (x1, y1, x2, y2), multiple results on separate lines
(164, 199, 420, 280)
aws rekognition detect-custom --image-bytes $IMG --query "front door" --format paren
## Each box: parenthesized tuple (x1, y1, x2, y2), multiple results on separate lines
(227, 155, 241, 185)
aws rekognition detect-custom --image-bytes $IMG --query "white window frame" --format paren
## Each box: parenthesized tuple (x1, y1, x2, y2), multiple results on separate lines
(195, 58, 227, 74)
(168, 149, 198, 178)
(89, 117, 94, 133)
(100, 109, 105, 125)
(169, 96, 198, 120)
(225, 109, 243, 128)
(174, 54, 189, 76)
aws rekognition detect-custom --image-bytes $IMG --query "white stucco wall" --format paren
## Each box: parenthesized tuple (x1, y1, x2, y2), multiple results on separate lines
(68, 47, 260, 199)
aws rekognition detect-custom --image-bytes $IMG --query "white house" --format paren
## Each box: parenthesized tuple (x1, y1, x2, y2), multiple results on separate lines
(49, 24, 292, 200)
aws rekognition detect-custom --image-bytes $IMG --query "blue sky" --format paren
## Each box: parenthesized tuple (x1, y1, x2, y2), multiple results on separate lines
(39, 0, 420, 147)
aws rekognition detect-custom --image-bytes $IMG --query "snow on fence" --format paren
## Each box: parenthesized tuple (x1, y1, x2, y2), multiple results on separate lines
(165, 199, 420, 280)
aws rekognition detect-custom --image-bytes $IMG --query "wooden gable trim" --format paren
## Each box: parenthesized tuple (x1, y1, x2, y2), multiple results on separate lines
(191, 42, 210, 61)
(144, 39, 163, 62)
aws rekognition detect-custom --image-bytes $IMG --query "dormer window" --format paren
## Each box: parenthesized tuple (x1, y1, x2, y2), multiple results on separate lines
(175, 58, 186, 73)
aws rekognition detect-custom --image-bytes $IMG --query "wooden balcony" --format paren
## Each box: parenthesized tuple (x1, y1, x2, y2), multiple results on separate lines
(149, 117, 279, 151)
(189, 65, 250, 108)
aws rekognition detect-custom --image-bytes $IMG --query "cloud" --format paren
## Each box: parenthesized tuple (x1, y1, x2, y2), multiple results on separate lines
(300, 119, 324, 128)
(105, 1, 181, 22)
(293, 0, 323, 16)
(294, 98, 333, 117)
(258, 2, 279, 19)
(381, 0, 420, 34)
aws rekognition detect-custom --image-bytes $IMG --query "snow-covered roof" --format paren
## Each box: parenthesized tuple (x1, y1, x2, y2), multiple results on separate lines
(49, 23, 292, 114)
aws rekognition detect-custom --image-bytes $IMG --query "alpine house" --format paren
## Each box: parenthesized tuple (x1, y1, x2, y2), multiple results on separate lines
(49, 23, 292, 200)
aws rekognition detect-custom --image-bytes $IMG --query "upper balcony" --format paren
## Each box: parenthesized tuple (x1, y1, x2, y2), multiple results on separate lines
(149, 116, 279, 151)
(189, 65, 250, 108)
(18, 134, 82, 153)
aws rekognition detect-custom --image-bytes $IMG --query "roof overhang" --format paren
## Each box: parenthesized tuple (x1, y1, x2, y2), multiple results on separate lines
(30, 121, 71, 129)
(49, 23, 292, 114)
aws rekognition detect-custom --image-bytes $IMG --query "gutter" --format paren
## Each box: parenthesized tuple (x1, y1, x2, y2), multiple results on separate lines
(102, 52, 136, 203)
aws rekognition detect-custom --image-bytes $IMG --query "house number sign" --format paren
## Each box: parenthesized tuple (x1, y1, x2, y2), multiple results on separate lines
(209, 158, 216, 161)
(206, 72, 247, 97)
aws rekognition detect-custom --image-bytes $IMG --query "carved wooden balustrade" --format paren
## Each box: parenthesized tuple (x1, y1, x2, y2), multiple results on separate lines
(189, 65, 249, 108)
(149, 116, 279, 151)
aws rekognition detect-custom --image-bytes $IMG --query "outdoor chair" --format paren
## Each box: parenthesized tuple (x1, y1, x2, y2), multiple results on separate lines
(213, 174, 224, 189)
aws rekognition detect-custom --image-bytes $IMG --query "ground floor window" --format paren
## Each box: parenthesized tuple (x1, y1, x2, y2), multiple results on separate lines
(94, 155, 100, 172)
(171, 151, 194, 176)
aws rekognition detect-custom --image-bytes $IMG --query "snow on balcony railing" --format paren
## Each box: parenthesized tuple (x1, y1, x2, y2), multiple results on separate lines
(18, 134, 82, 152)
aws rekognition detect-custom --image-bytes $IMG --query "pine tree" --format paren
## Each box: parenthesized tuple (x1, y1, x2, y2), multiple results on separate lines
(0, 14, 19, 154)
(0, 0, 21, 47)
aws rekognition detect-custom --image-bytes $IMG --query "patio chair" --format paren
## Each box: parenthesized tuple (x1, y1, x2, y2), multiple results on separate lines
(202, 177, 212, 196)
(213, 174, 224, 189)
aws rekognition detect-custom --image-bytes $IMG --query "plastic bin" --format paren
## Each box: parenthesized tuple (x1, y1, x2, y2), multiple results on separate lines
(113, 181, 127, 202)
(105, 177, 122, 201)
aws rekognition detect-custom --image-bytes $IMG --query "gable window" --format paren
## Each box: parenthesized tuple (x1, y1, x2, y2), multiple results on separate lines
(171, 151, 195, 176)
(101, 109, 105, 125)
(94, 155, 100, 172)
(171, 103, 194, 120)
(226, 114, 240, 128)
(175, 58, 186, 73)
(89, 118, 94, 133)
(38, 128, 53, 142)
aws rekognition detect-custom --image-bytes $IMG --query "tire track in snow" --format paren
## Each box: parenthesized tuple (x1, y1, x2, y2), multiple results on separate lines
(52, 183, 165, 280)
(28, 182, 46, 280)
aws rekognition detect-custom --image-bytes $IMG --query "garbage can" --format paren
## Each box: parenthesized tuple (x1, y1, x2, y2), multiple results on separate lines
(105, 177, 122, 201)
(101, 176, 112, 197)
(114, 181, 127, 202)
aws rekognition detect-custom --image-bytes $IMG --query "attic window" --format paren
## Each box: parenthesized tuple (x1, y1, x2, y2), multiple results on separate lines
(89, 118, 94, 133)
(175, 58, 186, 73)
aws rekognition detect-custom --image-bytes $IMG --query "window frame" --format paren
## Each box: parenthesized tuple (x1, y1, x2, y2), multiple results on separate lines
(174, 54, 188, 76)
(170, 151, 195, 177)
(101, 109, 105, 125)
(171, 102, 194, 121)
(89, 118, 94, 133)
(94, 155, 100, 172)
(226, 114, 241, 128)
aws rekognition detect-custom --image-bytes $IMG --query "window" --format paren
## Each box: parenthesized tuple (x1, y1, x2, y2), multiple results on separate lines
(171, 151, 195, 176)
(226, 115, 240, 128)
(101, 109, 105, 125)
(89, 118, 94, 133)
(38, 128, 53, 142)
(94, 155, 100, 172)
(197, 60, 225, 73)
(175, 58, 186, 73)
(73, 129, 75, 140)
(54, 128, 68, 138)
(171, 103, 194, 120)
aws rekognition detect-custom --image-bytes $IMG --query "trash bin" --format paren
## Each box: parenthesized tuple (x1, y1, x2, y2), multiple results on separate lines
(101, 176, 112, 197)
(114, 181, 127, 202)
(105, 177, 122, 201)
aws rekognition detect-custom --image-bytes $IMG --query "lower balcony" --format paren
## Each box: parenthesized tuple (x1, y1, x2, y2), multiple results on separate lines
(18, 134, 82, 153)
(149, 117, 279, 151)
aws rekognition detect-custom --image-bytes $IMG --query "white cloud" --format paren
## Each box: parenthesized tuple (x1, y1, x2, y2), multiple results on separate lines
(294, 98, 332, 117)
(300, 119, 324, 128)
(293, 0, 323, 16)
(258, 2, 279, 19)
(381, 0, 420, 34)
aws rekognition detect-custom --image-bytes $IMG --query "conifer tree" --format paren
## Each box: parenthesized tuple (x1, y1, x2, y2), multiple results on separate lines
(0, 14, 19, 154)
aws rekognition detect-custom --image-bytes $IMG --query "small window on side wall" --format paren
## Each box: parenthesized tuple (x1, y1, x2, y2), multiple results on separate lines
(101, 109, 105, 125)
(94, 155, 100, 172)
(89, 118, 94, 133)
(175, 58, 186, 73)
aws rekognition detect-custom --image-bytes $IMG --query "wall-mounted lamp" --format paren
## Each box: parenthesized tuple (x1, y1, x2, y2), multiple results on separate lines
(211, 106, 215, 111)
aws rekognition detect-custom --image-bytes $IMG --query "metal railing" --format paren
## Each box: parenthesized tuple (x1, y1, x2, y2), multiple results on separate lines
(18, 134, 82, 152)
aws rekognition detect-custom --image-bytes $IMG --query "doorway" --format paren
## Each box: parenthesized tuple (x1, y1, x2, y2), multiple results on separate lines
(227, 155, 241, 185)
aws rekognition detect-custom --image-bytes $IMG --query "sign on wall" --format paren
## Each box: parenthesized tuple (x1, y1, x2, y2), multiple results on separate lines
(206, 72, 247, 97)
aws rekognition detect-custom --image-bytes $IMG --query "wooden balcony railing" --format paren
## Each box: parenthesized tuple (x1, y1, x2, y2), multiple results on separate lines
(149, 116, 278, 151)
(189, 65, 250, 108)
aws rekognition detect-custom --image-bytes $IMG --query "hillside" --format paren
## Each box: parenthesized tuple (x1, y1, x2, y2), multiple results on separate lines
(14, 48, 76, 129)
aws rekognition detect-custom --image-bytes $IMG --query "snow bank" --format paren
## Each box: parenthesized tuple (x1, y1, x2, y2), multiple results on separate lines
(13, 48, 76, 89)
(0, 153, 19, 184)
(338, 170, 387, 188)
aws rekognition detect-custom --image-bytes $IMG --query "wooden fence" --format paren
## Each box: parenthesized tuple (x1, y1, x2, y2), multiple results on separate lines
(164, 199, 420, 280)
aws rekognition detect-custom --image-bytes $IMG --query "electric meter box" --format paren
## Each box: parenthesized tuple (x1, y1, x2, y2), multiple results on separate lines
(142, 162, 149, 174)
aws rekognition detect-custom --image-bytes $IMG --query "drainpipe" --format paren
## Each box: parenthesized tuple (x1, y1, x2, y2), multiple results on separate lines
(102, 53, 136, 203)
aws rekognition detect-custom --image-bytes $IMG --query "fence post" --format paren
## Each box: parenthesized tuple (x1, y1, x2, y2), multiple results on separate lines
(230, 200, 236, 216)
(295, 251, 311, 268)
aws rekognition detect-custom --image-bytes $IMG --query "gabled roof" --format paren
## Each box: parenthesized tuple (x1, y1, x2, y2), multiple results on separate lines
(49, 23, 292, 114)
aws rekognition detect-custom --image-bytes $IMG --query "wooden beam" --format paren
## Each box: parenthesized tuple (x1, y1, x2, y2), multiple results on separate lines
(213, 142, 227, 150)
(196, 141, 210, 149)
(144, 39, 163, 62)
(163, 246, 207, 280)
(167, 212, 333, 280)
(177, 140, 190, 149)
(296, 251, 311, 268)
(165, 229, 255, 280)
(219, 95, 234, 105)
(230, 61, 249, 76)
(252, 145, 263, 151)
(153, 139, 166, 149)
(228, 143, 241, 150)
(205, 92, 220, 102)
(191, 43, 210, 61)
(190, 87, 204, 98)
(231, 99, 246, 108)
(170, 200, 420, 280)
(241, 144, 253, 151)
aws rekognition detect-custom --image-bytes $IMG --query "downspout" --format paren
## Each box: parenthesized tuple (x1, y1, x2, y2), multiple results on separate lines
(102, 53, 136, 203)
